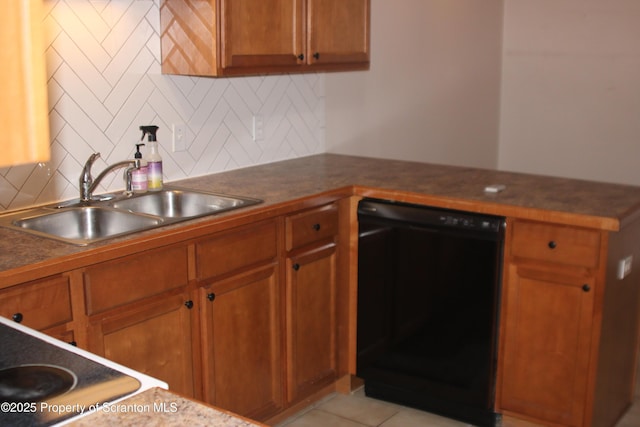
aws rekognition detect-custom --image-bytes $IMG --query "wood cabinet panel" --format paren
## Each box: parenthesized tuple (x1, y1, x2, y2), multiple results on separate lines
(91, 292, 195, 397)
(286, 243, 337, 403)
(0, 275, 72, 331)
(196, 219, 277, 280)
(511, 221, 600, 268)
(307, 0, 370, 66)
(160, 0, 369, 76)
(43, 327, 76, 346)
(221, 0, 304, 70)
(200, 266, 283, 420)
(500, 264, 595, 426)
(1, 0, 50, 167)
(83, 244, 189, 315)
(286, 203, 338, 251)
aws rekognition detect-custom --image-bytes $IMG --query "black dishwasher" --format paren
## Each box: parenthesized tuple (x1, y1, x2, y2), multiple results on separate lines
(356, 198, 505, 427)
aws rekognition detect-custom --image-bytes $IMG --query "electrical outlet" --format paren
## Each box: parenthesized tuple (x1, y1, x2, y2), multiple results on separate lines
(253, 115, 264, 142)
(172, 123, 186, 152)
(617, 255, 633, 280)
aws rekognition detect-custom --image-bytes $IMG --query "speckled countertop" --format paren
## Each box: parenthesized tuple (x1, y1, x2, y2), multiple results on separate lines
(2, 154, 640, 283)
(68, 388, 265, 427)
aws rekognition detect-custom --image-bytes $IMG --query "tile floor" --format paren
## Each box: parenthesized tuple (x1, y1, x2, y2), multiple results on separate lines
(275, 388, 640, 427)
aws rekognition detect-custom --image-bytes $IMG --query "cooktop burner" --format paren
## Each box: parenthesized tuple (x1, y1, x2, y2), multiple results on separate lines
(0, 364, 77, 402)
(0, 322, 141, 426)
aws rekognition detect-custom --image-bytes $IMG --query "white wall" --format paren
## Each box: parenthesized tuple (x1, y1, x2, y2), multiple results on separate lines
(326, 0, 504, 169)
(498, 0, 640, 185)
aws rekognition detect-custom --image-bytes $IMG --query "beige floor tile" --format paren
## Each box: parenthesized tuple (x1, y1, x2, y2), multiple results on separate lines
(277, 393, 640, 427)
(380, 408, 470, 427)
(616, 399, 640, 427)
(281, 409, 369, 427)
(316, 393, 400, 426)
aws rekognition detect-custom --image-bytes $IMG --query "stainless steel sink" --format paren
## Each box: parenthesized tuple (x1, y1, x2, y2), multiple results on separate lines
(111, 189, 255, 219)
(9, 207, 163, 245)
(0, 186, 262, 245)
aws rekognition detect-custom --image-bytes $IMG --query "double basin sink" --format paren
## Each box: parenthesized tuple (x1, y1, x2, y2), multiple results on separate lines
(0, 187, 262, 245)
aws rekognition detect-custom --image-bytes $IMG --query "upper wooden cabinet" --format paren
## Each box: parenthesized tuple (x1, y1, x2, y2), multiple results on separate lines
(0, 1, 50, 167)
(160, 0, 370, 77)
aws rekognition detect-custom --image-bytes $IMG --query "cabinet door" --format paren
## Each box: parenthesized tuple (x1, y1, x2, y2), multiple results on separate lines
(1, 0, 50, 167)
(200, 265, 283, 421)
(221, 0, 304, 72)
(286, 243, 337, 403)
(499, 264, 595, 427)
(307, 0, 370, 67)
(88, 293, 195, 397)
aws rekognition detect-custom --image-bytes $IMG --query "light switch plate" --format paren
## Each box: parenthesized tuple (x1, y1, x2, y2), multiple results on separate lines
(253, 115, 264, 142)
(172, 123, 186, 152)
(617, 255, 633, 280)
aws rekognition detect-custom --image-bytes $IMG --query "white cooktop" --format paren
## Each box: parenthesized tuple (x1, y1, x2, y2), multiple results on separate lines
(0, 316, 167, 426)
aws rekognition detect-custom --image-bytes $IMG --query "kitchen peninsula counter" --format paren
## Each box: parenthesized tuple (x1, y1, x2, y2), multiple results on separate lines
(69, 388, 265, 427)
(2, 153, 640, 285)
(2, 154, 640, 427)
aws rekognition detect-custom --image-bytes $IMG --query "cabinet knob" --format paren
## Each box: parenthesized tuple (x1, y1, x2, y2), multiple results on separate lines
(207, 293, 215, 302)
(185, 300, 194, 309)
(12, 312, 23, 323)
(69, 341, 77, 347)
(312, 223, 321, 231)
(293, 263, 300, 271)
(313, 52, 320, 60)
(298, 53, 305, 61)
(548, 241, 557, 249)
(582, 284, 591, 292)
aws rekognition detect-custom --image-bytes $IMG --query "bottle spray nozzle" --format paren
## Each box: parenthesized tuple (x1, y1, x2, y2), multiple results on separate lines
(140, 125, 159, 142)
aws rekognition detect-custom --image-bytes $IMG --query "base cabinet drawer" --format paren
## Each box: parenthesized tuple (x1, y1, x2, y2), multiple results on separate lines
(286, 203, 338, 251)
(0, 275, 72, 332)
(83, 244, 189, 315)
(511, 221, 601, 268)
(196, 220, 277, 280)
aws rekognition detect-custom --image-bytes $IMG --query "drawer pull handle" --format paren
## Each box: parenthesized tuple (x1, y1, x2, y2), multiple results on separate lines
(548, 241, 557, 249)
(293, 263, 300, 271)
(185, 300, 194, 309)
(582, 284, 591, 292)
(207, 293, 216, 302)
(312, 223, 321, 231)
(12, 312, 23, 323)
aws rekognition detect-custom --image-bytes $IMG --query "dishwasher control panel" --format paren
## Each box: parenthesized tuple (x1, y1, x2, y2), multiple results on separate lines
(438, 213, 502, 232)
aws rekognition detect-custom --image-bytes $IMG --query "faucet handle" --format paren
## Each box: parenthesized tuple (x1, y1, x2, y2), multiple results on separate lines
(81, 153, 101, 176)
(87, 152, 101, 165)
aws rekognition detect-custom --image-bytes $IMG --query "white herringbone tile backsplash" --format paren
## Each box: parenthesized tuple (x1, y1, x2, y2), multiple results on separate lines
(0, 0, 325, 211)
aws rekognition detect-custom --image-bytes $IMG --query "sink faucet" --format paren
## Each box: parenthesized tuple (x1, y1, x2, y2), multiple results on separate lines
(79, 153, 141, 202)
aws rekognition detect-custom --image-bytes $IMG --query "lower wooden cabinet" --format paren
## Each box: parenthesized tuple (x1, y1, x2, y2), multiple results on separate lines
(0, 274, 75, 344)
(286, 243, 338, 403)
(499, 264, 596, 426)
(497, 219, 605, 427)
(82, 244, 194, 396)
(199, 265, 283, 421)
(87, 292, 196, 397)
(4, 199, 346, 423)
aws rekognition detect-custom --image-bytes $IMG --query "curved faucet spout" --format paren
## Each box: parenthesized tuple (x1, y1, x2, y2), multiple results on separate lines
(79, 153, 140, 202)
